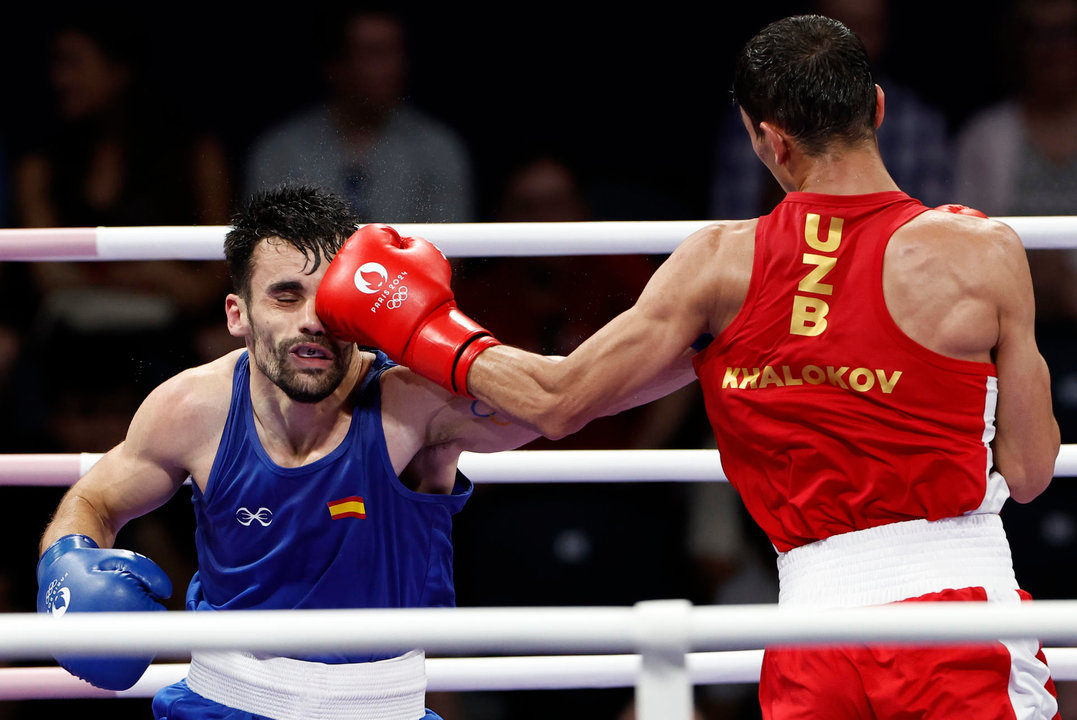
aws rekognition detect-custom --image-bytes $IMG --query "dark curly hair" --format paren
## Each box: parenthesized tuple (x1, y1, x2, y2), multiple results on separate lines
(224, 185, 360, 300)
(733, 15, 876, 156)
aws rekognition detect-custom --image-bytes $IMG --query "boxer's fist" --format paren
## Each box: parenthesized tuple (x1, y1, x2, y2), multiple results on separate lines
(37, 534, 172, 690)
(935, 203, 988, 218)
(317, 224, 500, 395)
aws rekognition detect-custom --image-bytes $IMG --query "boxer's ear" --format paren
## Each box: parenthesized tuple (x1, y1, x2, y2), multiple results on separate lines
(226, 294, 250, 338)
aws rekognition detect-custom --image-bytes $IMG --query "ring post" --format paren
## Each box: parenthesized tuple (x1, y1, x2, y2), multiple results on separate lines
(634, 599, 693, 720)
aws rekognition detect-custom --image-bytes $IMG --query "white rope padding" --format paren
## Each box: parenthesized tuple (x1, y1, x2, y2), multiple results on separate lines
(0, 217, 1072, 260)
(5, 600, 1077, 661)
(0, 450, 727, 486)
(0, 652, 767, 700)
(3, 599, 1077, 704)
(6, 646, 1077, 700)
(3, 446, 1077, 487)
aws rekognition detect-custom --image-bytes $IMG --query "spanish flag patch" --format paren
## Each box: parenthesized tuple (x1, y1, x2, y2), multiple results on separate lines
(327, 496, 366, 520)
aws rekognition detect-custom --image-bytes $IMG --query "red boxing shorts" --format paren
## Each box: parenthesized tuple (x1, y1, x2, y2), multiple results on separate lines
(759, 588, 1060, 720)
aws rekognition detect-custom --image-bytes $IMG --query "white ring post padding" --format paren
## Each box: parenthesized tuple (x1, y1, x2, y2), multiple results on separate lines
(0, 216, 1073, 260)
(5, 446, 1077, 487)
(635, 599, 693, 720)
(10, 647, 1077, 700)
(8, 601, 1077, 661)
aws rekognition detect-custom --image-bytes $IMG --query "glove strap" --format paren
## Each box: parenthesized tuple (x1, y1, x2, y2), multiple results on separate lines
(453, 334, 501, 396)
(38, 534, 100, 583)
(405, 304, 500, 396)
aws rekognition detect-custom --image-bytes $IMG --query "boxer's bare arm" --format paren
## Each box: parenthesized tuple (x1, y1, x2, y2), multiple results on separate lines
(39, 357, 234, 553)
(987, 225, 1059, 502)
(379, 366, 541, 493)
(886, 214, 1058, 501)
(381, 347, 703, 493)
(378, 221, 744, 491)
(468, 222, 750, 438)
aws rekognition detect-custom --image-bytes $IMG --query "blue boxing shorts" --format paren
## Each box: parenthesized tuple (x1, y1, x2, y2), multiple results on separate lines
(152, 679, 444, 720)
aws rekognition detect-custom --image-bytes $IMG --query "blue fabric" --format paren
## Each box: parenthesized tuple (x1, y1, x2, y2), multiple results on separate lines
(152, 679, 444, 719)
(153, 679, 269, 719)
(185, 351, 472, 663)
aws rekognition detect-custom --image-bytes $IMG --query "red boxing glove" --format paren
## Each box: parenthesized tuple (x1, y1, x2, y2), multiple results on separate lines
(935, 203, 988, 218)
(316, 224, 500, 396)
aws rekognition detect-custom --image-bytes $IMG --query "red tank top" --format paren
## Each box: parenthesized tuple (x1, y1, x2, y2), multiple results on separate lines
(693, 191, 1007, 552)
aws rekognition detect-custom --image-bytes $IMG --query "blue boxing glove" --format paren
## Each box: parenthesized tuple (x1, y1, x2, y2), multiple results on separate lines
(37, 534, 172, 690)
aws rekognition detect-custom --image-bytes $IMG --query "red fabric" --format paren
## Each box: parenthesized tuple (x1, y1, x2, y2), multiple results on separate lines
(317, 224, 495, 394)
(759, 589, 1060, 720)
(694, 192, 1000, 552)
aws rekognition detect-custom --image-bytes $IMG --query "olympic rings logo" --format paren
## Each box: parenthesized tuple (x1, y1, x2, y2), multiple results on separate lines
(386, 286, 409, 310)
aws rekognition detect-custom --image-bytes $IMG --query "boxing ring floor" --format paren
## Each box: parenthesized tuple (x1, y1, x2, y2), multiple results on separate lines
(1, 219, 1076, 720)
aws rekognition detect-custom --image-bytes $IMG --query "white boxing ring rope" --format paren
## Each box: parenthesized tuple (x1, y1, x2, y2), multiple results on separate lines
(4, 219, 1077, 717)
(3, 446, 1077, 487)
(5, 601, 1077, 705)
(0, 652, 771, 701)
(0, 216, 1073, 261)
(0, 449, 721, 486)
(2, 450, 729, 486)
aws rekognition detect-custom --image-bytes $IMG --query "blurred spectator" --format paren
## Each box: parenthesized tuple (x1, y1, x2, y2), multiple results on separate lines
(12, 5, 236, 454)
(244, 6, 474, 222)
(14, 8, 231, 228)
(953, 2, 1077, 712)
(9, 6, 220, 634)
(451, 153, 698, 720)
(456, 153, 697, 450)
(0, 131, 42, 452)
(453, 152, 695, 582)
(956, 0, 1077, 589)
(954, 0, 1077, 319)
(954, 0, 1077, 218)
(711, 0, 953, 219)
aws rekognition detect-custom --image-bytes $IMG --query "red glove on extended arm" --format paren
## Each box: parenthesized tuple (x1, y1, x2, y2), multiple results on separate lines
(935, 203, 988, 218)
(316, 224, 500, 396)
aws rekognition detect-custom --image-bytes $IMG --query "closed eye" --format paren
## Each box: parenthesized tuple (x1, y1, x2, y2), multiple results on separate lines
(267, 280, 306, 305)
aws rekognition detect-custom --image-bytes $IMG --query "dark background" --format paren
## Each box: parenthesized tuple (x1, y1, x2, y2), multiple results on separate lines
(0, 1, 1017, 223)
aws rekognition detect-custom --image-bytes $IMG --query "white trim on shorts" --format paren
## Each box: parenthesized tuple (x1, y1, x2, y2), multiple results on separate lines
(186, 649, 427, 720)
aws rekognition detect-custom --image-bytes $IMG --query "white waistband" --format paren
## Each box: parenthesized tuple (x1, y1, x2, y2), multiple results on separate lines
(777, 513, 1018, 608)
(186, 650, 427, 720)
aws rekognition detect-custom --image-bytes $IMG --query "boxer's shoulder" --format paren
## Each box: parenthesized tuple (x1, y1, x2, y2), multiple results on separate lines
(672, 219, 757, 305)
(894, 211, 1025, 283)
(150, 351, 239, 414)
(682, 218, 759, 251)
(125, 351, 239, 462)
(901, 207, 1017, 250)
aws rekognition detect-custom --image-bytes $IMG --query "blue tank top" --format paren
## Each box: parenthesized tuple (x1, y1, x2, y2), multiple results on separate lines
(185, 351, 472, 662)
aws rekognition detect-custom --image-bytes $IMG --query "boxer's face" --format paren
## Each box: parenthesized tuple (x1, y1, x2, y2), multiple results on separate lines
(227, 238, 354, 403)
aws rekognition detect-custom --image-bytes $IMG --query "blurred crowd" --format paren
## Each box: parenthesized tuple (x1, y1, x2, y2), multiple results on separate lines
(1, 1, 1077, 718)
